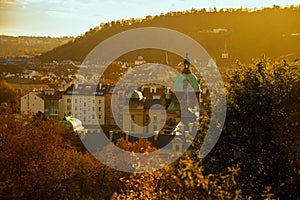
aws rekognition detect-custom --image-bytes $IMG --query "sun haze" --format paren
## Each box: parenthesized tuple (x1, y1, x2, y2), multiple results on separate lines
(1, 0, 299, 37)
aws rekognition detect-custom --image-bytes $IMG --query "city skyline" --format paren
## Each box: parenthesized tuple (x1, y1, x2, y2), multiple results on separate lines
(1, 0, 299, 37)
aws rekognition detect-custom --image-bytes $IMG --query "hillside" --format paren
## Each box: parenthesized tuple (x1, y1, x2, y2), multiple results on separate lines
(39, 6, 300, 67)
(0, 35, 73, 57)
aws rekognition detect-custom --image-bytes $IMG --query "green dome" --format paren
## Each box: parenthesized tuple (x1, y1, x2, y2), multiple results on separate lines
(127, 90, 144, 100)
(62, 116, 85, 132)
(172, 73, 200, 93)
(62, 118, 73, 127)
(165, 93, 171, 99)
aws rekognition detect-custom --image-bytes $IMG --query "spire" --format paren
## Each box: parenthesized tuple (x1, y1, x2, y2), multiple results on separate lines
(185, 52, 190, 62)
(182, 51, 191, 74)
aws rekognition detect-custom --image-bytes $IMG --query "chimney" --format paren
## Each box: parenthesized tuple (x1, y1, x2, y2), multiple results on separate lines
(166, 87, 170, 94)
(154, 130, 159, 141)
(188, 123, 194, 133)
(99, 77, 104, 90)
(109, 131, 113, 142)
(125, 131, 129, 141)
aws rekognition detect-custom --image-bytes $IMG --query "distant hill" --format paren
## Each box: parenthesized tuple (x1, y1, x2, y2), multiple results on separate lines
(39, 6, 300, 67)
(0, 36, 73, 57)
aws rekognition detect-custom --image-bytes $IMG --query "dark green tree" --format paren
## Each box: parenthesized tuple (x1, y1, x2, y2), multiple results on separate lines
(203, 58, 300, 198)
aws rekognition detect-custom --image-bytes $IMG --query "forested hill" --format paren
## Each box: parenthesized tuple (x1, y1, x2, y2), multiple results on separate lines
(0, 36, 72, 57)
(39, 6, 300, 67)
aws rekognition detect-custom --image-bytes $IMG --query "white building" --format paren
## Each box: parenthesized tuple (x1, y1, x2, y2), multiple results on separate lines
(21, 91, 44, 114)
(21, 89, 64, 118)
(134, 56, 146, 66)
(62, 84, 110, 133)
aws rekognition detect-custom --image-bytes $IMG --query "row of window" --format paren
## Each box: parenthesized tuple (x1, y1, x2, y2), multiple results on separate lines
(67, 106, 103, 111)
(74, 114, 102, 120)
(67, 99, 102, 104)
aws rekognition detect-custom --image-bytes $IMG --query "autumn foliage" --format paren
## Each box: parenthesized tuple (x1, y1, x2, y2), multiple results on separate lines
(0, 57, 299, 199)
(0, 113, 120, 199)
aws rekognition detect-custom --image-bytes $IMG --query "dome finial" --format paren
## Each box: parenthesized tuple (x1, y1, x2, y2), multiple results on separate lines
(185, 51, 189, 62)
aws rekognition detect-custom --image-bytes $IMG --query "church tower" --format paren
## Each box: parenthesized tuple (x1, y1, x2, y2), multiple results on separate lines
(167, 53, 200, 128)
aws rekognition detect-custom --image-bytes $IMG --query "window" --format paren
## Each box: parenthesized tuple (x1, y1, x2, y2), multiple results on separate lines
(99, 100, 102, 104)
(84, 102, 86, 106)
(67, 105, 71, 110)
(175, 144, 180, 152)
(92, 115, 95, 119)
(75, 106, 77, 111)
(99, 107, 101, 111)
(84, 110, 86, 114)
(153, 125, 157, 131)
(99, 115, 101, 119)
(131, 114, 135, 121)
(75, 99, 77, 103)
(131, 124, 135, 131)
(67, 99, 71, 103)
(145, 126, 149, 133)
(153, 116, 157, 122)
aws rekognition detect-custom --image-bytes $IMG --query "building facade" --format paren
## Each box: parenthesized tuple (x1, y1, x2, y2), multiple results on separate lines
(21, 91, 44, 114)
(21, 89, 63, 118)
(61, 84, 111, 133)
(122, 53, 202, 135)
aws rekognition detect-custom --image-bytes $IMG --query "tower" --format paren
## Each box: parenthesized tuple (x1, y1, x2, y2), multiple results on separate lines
(167, 53, 200, 130)
(182, 52, 191, 74)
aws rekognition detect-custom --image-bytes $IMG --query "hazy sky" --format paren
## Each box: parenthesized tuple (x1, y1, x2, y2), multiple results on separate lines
(1, 0, 299, 37)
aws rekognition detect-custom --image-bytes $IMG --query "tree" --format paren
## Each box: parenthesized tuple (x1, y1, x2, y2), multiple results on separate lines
(203, 58, 300, 198)
(0, 80, 19, 113)
(116, 152, 243, 200)
(0, 112, 121, 199)
(116, 138, 156, 153)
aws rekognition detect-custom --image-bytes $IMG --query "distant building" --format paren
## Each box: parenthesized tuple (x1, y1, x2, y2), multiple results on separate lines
(21, 89, 63, 118)
(21, 91, 44, 114)
(81, 53, 205, 159)
(222, 52, 229, 59)
(83, 129, 188, 158)
(122, 53, 201, 136)
(6, 76, 51, 94)
(134, 56, 146, 66)
(110, 87, 126, 129)
(123, 85, 171, 134)
(166, 52, 201, 128)
(61, 84, 112, 133)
